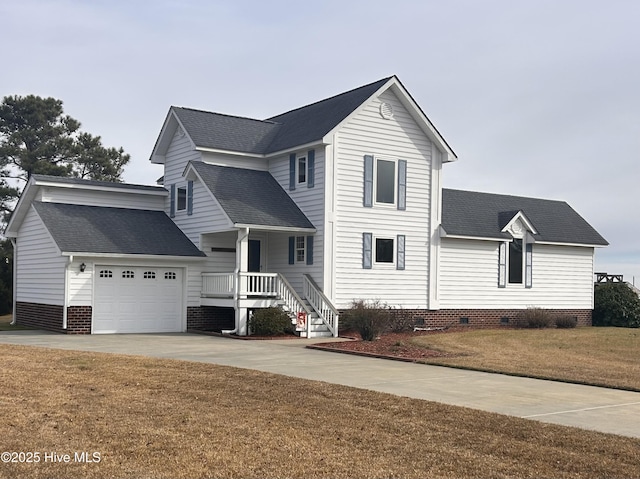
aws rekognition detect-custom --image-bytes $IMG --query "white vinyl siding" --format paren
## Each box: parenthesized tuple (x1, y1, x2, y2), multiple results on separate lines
(16, 207, 66, 305)
(439, 238, 596, 309)
(333, 89, 432, 309)
(201, 151, 268, 170)
(164, 129, 233, 248)
(40, 187, 165, 210)
(68, 258, 92, 306)
(267, 150, 324, 293)
(200, 232, 237, 273)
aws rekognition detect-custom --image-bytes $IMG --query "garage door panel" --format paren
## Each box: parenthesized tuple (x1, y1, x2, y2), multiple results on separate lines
(93, 266, 183, 333)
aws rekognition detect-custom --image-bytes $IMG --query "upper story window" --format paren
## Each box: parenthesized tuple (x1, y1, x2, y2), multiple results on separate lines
(297, 156, 307, 185)
(177, 186, 187, 211)
(364, 155, 406, 210)
(376, 159, 396, 205)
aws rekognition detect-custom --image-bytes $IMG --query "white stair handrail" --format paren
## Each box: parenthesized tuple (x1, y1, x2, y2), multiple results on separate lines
(277, 273, 312, 334)
(303, 274, 339, 337)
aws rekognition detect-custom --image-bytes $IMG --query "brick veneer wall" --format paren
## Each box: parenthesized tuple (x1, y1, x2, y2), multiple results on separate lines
(66, 306, 92, 334)
(16, 302, 94, 334)
(16, 302, 64, 333)
(187, 306, 235, 332)
(389, 308, 592, 329)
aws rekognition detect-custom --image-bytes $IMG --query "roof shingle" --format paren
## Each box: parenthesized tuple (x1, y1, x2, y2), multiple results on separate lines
(189, 162, 314, 230)
(442, 189, 608, 246)
(33, 202, 205, 256)
(173, 77, 392, 156)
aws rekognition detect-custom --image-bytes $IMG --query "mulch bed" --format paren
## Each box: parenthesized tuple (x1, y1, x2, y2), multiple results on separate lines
(317, 330, 461, 360)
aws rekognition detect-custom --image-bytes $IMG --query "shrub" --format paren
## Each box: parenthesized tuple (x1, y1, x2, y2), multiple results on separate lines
(387, 308, 415, 333)
(519, 307, 553, 329)
(341, 300, 391, 341)
(249, 307, 293, 336)
(593, 283, 640, 328)
(555, 315, 578, 329)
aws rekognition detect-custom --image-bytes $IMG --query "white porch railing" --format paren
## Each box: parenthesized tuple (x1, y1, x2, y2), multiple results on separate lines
(202, 272, 235, 297)
(303, 274, 339, 337)
(201, 272, 333, 336)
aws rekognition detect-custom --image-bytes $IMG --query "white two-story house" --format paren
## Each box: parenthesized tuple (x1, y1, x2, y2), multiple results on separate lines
(5, 76, 608, 336)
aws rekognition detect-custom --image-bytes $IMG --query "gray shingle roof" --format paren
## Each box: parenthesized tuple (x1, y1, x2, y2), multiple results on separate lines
(189, 162, 315, 230)
(172, 108, 279, 155)
(33, 202, 205, 256)
(32, 174, 164, 192)
(442, 189, 608, 246)
(264, 77, 392, 153)
(173, 77, 392, 155)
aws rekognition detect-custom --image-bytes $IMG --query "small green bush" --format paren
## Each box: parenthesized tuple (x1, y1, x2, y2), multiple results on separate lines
(593, 283, 640, 328)
(555, 315, 578, 329)
(341, 300, 391, 341)
(519, 307, 553, 329)
(249, 307, 293, 336)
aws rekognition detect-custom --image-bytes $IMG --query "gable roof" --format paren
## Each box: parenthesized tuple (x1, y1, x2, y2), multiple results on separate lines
(263, 77, 392, 153)
(441, 189, 608, 246)
(188, 162, 315, 231)
(32, 202, 205, 257)
(30, 174, 164, 192)
(151, 76, 456, 161)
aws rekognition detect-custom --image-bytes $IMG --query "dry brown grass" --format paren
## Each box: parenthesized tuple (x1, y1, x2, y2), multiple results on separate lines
(410, 327, 640, 390)
(0, 314, 31, 331)
(1, 344, 639, 479)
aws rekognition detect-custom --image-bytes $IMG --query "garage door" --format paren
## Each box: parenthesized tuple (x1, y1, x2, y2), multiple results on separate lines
(93, 266, 183, 333)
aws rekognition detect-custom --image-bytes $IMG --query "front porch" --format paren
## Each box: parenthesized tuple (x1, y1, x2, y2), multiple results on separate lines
(200, 271, 338, 338)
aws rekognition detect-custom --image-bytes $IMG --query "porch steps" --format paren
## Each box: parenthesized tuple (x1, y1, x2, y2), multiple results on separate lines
(277, 299, 334, 338)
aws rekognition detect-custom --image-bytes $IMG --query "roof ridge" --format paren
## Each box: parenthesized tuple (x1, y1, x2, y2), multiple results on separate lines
(443, 187, 568, 205)
(173, 106, 278, 125)
(265, 76, 394, 121)
(31, 174, 164, 190)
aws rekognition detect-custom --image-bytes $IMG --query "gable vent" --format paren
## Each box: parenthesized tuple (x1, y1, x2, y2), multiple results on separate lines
(380, 102, 394, 119)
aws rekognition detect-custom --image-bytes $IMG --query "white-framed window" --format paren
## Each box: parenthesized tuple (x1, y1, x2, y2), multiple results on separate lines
(297, 155, 307, 185)
(176, 185, 187, 211)
(122, 270, 135, 279)
(99, 270, 113, 278)
(375, 237, 395, 264)
(164, 272, 177, 280)
(375, 158, 396, 205)
(295, 236, 306, 263)
(508, 238, 524, 284)
(143, 271, 156, 279)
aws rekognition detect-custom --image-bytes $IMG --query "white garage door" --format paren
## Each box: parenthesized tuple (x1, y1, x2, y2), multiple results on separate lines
(93, 266, 183, 333)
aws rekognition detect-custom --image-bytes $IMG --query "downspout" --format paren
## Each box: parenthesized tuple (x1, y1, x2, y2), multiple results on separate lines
(222, 227, 249, 335)
(62, 255, 73, 330)
(10, 239, 17, 325)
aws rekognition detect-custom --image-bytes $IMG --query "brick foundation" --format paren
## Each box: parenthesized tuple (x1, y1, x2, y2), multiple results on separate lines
(16, 302, 94, 334)
(187, 306, 235, 332)
(389, 308, 592, 329)
(66, 306, 92, 334)
(16, 302, 64, 333)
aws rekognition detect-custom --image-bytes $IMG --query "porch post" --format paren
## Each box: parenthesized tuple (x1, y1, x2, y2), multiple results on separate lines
(235, 228, 250, 336)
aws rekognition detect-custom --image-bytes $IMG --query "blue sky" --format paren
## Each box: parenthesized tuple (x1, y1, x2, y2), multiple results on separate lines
(3, 0, 639, 283)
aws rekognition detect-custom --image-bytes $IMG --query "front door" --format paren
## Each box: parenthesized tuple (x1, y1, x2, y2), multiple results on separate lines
(248, 239, 261, 272)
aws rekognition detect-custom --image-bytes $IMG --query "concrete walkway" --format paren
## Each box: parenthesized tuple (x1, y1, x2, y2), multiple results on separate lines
(1, 330, 640, 439)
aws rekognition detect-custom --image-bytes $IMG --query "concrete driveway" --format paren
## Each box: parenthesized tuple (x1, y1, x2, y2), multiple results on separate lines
(1, 330, 640, 439)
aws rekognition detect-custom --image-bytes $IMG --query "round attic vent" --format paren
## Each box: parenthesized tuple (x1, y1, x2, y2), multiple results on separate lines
(379, 102, 394, 119)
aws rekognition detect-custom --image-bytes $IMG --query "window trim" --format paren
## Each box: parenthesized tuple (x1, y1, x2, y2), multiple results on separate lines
(176, 185, 187, 211)
(374, 236, 395, 266)
(296, 155, 307, 186)
(374, 158, 397, 207)
(295, 235, 306, 264)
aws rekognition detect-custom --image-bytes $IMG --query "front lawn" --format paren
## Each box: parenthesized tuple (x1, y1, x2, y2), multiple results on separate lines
(1, 344, 639, 479)
(326, 327, 640, 391)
